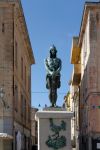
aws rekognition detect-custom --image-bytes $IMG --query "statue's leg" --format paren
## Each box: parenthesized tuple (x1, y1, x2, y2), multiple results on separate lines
(51, 88, 57, 107)
(56, 75, 60, 88)
(46, 75, 48, 89)
(46, 75, 51, 89)
(49, 89, 54, 107)
(49, 89, 56, 107)
(48, 76, 57, 107)
(54, 89, 57, 106)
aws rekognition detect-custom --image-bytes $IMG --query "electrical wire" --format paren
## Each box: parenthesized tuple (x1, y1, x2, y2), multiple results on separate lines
(31, 91, 66, 95)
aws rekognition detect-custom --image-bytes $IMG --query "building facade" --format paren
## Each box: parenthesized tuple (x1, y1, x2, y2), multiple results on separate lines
(64, 85, 79, 149)
(70, 2, 100, 150)
(31, 107, 38, 147)
(70, 37, 81, 150)
(0, 0, 35, 149)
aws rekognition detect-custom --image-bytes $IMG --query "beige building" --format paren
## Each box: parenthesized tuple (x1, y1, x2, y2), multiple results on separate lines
(31, 107, 38, 147)
(64, 85, 79, 149)
(70, 2, 100, 150)
(70, 37, 80, 150)
(0, 0, 35, 149)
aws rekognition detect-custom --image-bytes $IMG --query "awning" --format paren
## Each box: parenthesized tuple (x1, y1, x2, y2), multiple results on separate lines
(0, 133, 13, 140)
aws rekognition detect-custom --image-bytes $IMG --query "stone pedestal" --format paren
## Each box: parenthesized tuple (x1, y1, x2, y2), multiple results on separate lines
(35, 109, 73, 150)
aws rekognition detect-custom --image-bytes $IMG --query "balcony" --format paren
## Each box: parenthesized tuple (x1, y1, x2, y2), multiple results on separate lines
(72, 64, 81, 85)
(70, 37, 80, 64)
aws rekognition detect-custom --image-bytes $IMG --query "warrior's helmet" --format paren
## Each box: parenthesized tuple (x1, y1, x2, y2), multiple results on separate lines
(49, 45, 57, 58)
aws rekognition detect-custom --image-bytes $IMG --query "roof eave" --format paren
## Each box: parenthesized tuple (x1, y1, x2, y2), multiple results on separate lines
(78, 2, 100, 48)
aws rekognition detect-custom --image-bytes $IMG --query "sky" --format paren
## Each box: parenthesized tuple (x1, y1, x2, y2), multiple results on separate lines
(21, 0, 98, 109)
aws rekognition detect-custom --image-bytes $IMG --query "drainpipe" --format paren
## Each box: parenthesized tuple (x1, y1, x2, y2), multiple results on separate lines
(78, 85, 81, 150)
(12, 4, 15, 150)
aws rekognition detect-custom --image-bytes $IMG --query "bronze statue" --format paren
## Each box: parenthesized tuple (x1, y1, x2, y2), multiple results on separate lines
(45, 45, 62, 107)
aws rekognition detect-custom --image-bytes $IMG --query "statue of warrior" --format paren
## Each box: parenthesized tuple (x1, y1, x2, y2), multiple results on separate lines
(45, 45, 62, 107)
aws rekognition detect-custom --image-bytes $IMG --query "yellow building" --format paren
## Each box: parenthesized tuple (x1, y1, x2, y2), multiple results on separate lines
(0, 0, 35, 149)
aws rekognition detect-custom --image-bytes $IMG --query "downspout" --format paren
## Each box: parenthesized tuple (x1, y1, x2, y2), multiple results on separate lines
(78, 85, 81, 150)
(12, 4, 15, 150)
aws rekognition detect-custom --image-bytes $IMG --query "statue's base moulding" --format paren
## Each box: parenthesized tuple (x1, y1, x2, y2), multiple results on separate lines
(35, 110, 73, 150)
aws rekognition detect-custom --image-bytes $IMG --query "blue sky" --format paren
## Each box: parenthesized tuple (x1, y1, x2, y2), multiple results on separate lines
(21, 0, 97, 109)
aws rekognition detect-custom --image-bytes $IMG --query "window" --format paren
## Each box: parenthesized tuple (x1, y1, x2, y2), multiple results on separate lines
(21, 95, 26, 121)
(28, 105, 30, 122)
(15, 131, 17, 150)
(25, 66, 26, 86)
(2, 23, 5, 33)
(28, 68, 31, 92)
(28, 75, 30, 92)
(21, 94, 23, 117)
(23, 98, 26, 121)
(14, 85, 18, 112)
(15, 41, 18, 68)
(21, 57, 23, 79)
